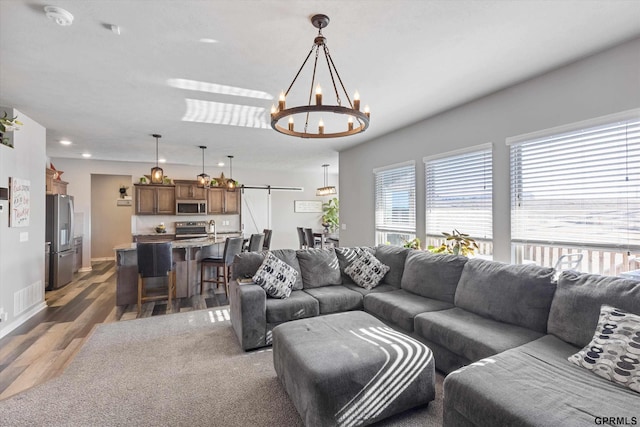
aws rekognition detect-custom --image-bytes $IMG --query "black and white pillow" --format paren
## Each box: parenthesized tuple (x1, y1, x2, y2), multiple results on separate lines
(252, 252, 298, 299)
(344, 251, 390, 290)
(568, 304, 640, 393)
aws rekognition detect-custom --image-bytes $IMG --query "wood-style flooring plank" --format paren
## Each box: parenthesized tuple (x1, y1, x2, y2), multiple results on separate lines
(0, 260, 228, 400)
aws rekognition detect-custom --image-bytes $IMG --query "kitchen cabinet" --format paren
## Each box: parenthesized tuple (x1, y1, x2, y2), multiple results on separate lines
(174, 180, 207, 200)
(73, 237, 83, 273)
(207, 188, 241, 214)
(135, 184, 175, 215)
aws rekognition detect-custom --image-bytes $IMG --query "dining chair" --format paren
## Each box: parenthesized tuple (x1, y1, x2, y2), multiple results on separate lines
(304, 228, 321, 249)
(247, 233, 265, 252)
(200, 237, 244, 297)
(136, 242, 175, 315)
(262, 229, 272, 251)
(297, 227, 307, 249)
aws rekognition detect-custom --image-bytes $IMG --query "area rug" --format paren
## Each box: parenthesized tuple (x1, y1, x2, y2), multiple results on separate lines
(0, 308, 443, 426)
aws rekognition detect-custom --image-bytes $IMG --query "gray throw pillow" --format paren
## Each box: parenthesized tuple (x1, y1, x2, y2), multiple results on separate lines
(252, 252, 298, 299)
(344, 251, 390, 290)
(569, 305, 640, 393)
(296, 248, 342, 288)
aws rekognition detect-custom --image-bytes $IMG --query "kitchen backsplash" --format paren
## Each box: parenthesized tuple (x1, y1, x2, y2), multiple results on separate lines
(133, 214, 241, 235)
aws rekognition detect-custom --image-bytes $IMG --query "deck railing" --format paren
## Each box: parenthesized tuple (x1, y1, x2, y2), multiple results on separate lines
(426, 236, 639, 276)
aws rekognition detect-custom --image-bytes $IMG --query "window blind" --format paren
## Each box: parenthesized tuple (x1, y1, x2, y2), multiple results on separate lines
(425, 145, 493, 240)
(510, 116, 640, 249)
(374, 163, 416, 244)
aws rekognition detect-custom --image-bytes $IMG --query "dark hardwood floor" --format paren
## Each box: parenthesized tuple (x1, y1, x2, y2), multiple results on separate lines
(0, 260, 229, 400)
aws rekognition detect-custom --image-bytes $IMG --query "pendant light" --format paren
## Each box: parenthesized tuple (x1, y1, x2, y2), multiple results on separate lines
(316, 164, 337, 196)
(197, 145, 210, 187)
(150, 134, 163, 184)
(226, 155, 236, 192)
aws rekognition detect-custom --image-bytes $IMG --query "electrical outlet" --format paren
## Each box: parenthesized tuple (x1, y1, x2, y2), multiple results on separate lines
(20, 232, 29, 242)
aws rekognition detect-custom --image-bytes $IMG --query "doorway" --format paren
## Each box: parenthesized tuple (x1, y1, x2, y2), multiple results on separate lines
(91, 174, 132, 259)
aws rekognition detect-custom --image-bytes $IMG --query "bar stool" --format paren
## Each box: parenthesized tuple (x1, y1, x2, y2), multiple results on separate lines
(137, 242, 175, 315)
(262, 229, 272, 251)
(200, 237, 244, 297)
(247, 233, 265, 252)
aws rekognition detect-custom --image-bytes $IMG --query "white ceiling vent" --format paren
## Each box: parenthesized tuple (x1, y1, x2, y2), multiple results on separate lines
(44, 6, 74, 26)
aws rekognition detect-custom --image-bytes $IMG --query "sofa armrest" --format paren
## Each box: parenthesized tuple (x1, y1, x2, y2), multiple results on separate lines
(229, 280, 268, 350)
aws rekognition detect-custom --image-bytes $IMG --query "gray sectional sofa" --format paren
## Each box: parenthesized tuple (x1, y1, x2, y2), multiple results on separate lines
(228, 245, 640, 426)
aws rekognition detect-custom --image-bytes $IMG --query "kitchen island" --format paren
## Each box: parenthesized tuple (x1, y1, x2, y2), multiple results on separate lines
(114, 237, 228, 306)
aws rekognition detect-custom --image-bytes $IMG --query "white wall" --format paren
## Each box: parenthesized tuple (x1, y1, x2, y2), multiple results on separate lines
(339, 37, 640, 262)
(0, 108, 47, 339)
(49, 157, 339, 264)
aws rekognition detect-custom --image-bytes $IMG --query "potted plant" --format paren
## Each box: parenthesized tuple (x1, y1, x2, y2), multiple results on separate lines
(0, 112, 23, 147)
(321, 197, 339, 233)
(428, 229, 479, 256)
(402, 237, 421, 250)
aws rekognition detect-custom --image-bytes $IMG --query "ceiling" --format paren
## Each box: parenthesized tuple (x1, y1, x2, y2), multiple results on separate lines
(1, 1, 639, 174)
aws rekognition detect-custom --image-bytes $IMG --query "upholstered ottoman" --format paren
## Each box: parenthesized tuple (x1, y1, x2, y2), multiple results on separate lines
(272, 311, 435, 427)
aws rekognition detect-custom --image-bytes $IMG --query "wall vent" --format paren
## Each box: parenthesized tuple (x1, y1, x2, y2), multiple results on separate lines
(14, 280, 42, 316)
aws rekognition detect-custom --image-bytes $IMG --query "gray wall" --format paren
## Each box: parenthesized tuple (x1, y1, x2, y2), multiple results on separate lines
(339, 37, 640, 262)
(0, 108, 47, 339)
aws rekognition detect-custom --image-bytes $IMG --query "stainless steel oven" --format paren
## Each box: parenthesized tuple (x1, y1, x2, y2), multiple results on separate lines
(176, 200, 207, 215)
(174, 221, 209, 240)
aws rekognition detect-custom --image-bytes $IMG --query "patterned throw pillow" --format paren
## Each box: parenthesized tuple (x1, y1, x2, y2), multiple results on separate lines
(344, 251, 390, 290)
(568, 304, 640, 393)
(252, 252, 298, 299)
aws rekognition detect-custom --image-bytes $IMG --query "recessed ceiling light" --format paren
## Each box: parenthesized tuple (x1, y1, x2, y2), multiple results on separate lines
(159, 158, 167, 164)
(217, 162, 225, 167)
(110, 24, 121, 35)
(82, 153, 91, 158)
(60, 139, 72, 145)
(199, 38, 218, 44)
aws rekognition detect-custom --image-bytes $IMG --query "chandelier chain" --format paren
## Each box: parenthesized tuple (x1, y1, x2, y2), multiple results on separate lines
(285, 45, 315, 97)
(323, 45, 342, 107)
(305, 44, 321, 134)
(325, 46, 353, 111)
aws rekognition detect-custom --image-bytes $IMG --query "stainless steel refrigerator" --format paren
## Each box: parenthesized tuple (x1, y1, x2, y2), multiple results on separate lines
(46, 194, 74, 290)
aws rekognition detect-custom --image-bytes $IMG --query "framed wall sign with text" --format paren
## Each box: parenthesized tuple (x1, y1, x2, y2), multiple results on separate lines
(9, 177, 30, 227)
(294, 200, 323, 213)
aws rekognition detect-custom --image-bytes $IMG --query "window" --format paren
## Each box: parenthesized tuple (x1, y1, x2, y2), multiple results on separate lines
(424, 144, 493, 255)
(374, 161, 416, 246)
(509, 111, 640, 274)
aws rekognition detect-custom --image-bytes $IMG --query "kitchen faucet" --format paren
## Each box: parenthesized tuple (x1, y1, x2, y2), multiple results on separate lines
(208, 219, 217, 241)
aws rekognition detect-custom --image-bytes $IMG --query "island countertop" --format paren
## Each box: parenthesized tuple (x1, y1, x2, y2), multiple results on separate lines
(114, 236, 228, 252)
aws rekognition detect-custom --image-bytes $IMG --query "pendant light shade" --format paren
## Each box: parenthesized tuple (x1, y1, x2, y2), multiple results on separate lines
(226, 155, 236, 192)
(316, 164, 337, 196)
(150, 134, 163, 184)
(197, 145, 210, 187)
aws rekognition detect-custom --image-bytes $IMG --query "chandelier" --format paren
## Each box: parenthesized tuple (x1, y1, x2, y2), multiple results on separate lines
(316, 164, 337, 196)
(271, 14, 370, 138)
(150, 134, 163, 184)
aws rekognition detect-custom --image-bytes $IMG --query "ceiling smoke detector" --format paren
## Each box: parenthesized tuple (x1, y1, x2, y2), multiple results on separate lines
(44, 6, 74, 26)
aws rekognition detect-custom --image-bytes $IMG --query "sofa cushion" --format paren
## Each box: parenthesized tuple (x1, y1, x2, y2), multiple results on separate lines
(265, 290, 320, 323)
(454, 259, 556, 333)
(363, 289, 453, 332)
(232, 249, 303, 290)
(569, 305, 640, 393)
(400, 251, 468, 303)
(414, 307, 544, 363)
(443, 335, 640, 427)
(548, 271, 640, 348)
(252, 252, 298, 299)
(303, 286, 364, 314)
(334, 246, 375, 284)
(374, 245, 410, 287)
(296, 248, 342, 288)
(344, 251, 390, 290)
(342, 283, 398, 296)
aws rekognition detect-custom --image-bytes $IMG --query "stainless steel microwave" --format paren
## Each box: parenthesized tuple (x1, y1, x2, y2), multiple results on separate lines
(176, 200, 207, 215)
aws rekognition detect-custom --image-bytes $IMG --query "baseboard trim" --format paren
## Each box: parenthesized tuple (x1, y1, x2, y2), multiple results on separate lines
(0, 301, 47, 340)
(91, 257, 114, 262)
(79, 267, 93, 273)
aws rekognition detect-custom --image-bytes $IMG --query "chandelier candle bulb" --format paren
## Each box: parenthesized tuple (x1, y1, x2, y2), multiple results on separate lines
(319, 119, 325, 134)
(316, 85, 322, 105)
(354, 91, 360, 110)
(348, 116, 354, 131)
(278, 92, 286, 111)
(271, 104, 277, 115)
(288, 116, 294, 131)
(364, 105, 370, 118)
